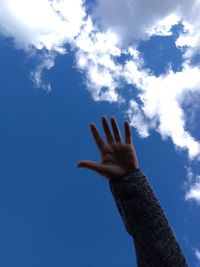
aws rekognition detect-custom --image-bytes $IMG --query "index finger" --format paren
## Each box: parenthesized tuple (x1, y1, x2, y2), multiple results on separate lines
(90, 123, 105, 151)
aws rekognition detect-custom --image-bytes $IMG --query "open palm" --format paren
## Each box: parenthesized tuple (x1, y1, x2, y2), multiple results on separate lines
(77, 116, 139, 181)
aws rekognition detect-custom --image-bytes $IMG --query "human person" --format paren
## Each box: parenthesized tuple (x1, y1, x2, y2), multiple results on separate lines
(77, 116, 189, 267)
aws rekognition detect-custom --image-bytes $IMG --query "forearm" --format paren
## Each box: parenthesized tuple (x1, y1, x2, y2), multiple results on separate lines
(109, 169, 188, 267)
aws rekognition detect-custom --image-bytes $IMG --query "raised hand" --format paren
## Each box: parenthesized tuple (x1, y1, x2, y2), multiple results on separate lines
(77, 116, 139, 181)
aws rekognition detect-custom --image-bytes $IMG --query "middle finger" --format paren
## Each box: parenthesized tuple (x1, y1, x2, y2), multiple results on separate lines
(102, 116, 115, 144)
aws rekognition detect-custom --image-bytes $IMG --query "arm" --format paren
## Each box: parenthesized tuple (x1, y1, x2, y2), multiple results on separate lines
(109, 169, 188, 267)
(77, 116, 188, 267)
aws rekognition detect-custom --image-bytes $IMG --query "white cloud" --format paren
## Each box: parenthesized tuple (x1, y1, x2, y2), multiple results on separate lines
(95, 0, 200, 57)
(127, 100, 151, 138)
(0, 0, 86, 51)
(147, 13, 180, 37)
(94, 0, 185, 44)
(123, 55, 200, 159)
(176, 7, 200, 58)
(185, 167, 200, 205)
(30, 53, 55, 92)
(185, 175, 200, 204)
(185, 166, 195, 182)
(0, 0, 87, 91)
(195, 249, 200, 261)
(74, 17, 123, 102)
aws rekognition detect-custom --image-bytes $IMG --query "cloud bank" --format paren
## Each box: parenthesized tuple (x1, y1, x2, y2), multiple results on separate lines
(0, 0, 200, 161)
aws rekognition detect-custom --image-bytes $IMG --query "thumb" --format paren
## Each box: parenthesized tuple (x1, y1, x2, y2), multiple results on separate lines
(77, 160, 103, 174)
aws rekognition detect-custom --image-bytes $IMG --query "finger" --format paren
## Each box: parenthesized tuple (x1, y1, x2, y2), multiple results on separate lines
(90, 123, 105, 151)
(77, 160, 105, 175)
(110, 116, 122, 143)
(124, 121, 132, 144)
(102, 116, 115, 144)
(77, 160, 116, 180)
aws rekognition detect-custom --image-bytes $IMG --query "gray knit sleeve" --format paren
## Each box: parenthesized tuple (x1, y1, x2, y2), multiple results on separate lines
(109, 169, 189, 267)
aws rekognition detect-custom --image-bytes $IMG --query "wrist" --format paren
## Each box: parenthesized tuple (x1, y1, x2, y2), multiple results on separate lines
(110, 168, 141, 183)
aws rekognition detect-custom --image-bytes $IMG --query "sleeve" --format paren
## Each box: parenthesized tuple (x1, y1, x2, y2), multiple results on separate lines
(109, 169, 189, 267)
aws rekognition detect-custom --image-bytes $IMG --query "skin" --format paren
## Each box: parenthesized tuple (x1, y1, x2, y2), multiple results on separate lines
(77, 116, 139, 181)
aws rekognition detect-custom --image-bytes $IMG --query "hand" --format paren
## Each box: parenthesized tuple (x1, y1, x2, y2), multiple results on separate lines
(77, 116, 139, 181)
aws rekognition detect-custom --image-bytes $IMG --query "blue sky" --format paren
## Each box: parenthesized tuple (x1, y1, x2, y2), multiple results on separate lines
(0, 0, 200, 266)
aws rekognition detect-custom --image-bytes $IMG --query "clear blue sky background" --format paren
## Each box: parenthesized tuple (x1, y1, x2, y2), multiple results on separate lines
(0, 31, 200, 267)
